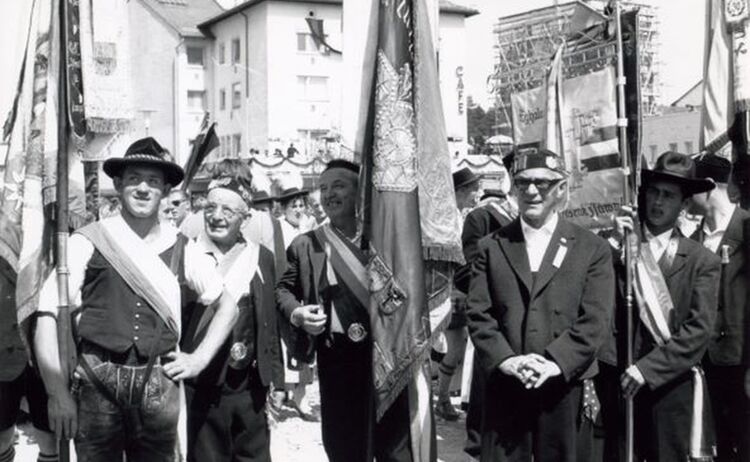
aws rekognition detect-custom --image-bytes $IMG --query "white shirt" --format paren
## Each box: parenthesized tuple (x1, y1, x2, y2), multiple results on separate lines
(520, 213, 559, 272)
(701, 207, 735, 254)
(38, 221, 224, 314)
(644, 227, 674, 262)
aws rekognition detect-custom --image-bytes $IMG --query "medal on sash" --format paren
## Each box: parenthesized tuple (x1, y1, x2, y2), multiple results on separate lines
(229, 342, 248, 368)
(347, 323, 367, 343)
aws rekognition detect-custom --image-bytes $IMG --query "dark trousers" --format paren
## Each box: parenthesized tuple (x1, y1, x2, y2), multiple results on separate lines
(595, 363, 625, 462)
(634, 372, 694, 462)
(73, 354, 180, 462)
(705, 363, 749, 462)
(185, 375, 270, 462)
(464, 354, 485, 458)
(317, 335, 413, 462)
(481, 374, 582, 462)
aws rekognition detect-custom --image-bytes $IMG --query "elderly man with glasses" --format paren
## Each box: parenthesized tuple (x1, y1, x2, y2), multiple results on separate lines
(466, 148, 614, 462)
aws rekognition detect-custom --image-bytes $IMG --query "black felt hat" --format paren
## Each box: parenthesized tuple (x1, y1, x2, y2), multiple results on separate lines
(452, 167, 480, 190)
(695, 153, 732, 184)
(323, 159, 360, 174)
(642, 151, 715, 195)
(276, 187, 309, 202)
(251, 190, 275, 205)
(511, 148, 566, 176)
(103, 137, 185, 186)
(480, 188, 506, 201)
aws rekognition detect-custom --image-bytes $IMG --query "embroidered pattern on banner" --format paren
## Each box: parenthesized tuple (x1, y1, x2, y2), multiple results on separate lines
(373, 50, 418, 192)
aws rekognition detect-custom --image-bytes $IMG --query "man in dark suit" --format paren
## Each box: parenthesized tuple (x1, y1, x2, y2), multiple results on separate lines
(606, 151, 722, 462)
(459, 187, 516, 459)
(689, 154, 750, 462)
(182, 173, 283, 462)
(466, 148, 614, 462)
(276, 160, 414, 462)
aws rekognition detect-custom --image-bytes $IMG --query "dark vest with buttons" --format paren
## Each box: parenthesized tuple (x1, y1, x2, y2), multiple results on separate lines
(77, 237, 185, 358)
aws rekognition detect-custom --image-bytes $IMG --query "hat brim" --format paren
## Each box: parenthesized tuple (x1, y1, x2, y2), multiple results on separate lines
(276, 190, 309, 202)
(252, 196, 275, 205)
(641, 170, 715, 195)
(103, 157, 185, 186)
(454, 177, 480, 190)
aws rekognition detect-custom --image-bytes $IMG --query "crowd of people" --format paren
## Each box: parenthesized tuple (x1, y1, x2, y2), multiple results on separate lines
(0, 136, 747, 462)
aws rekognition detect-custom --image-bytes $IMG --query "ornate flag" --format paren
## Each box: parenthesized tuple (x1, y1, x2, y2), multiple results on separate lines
(349, 0, 461, 460)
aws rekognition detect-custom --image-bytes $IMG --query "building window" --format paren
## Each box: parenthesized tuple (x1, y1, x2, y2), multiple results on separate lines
(232, 134, 242, 156)
(186, 46, 204, 66)
(684, 141, 694, 153)
(231, 38, 241, 64)
(296, 32, 327, 54)
(219, 89, 226, 111)
(187, 90, 206, 110)
(296, 76, 329, 101)
(218, 42, 225, 64)
(232, 83, 242, 109)
(669, 142, 678, 152)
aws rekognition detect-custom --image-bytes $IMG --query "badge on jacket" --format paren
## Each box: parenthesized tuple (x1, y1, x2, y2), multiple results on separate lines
(347, 323, 367, 343)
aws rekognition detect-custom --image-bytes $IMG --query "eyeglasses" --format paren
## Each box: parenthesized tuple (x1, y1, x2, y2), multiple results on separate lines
(513, 178, 564, 193)
(170, 200, 184, 207)
(204, 203, 243, 220)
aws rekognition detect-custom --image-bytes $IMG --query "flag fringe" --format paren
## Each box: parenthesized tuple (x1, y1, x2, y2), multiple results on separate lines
(422, 244, 464, 264)
(375, 343, 431, 422)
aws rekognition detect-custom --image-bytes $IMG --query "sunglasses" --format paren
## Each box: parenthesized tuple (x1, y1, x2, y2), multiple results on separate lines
(513, 178, 564, 193)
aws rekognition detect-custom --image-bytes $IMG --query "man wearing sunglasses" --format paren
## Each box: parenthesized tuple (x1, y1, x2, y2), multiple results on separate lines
(466, 148, 614, 462)
(167, 190, 191, 227)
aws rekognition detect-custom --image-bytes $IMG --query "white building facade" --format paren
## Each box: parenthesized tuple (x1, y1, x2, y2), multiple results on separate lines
(199, 0, 478, 162)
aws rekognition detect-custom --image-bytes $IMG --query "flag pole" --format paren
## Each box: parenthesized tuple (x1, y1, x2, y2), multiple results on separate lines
(56, 0, 72, 460)
(615, 2, 635, 462)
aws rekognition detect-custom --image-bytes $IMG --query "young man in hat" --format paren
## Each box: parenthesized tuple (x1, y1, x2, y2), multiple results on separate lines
(689, 154, 750, 462)
(466, 148, 614, 462)
(182, 171, 283, 462)
(433, 167, 481, 422)
(33, 137, 239, 461)
(605, 151, 722, 462)
(277, 159, 415, 462)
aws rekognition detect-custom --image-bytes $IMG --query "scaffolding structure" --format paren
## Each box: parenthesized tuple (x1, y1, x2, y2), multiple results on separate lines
(489, 0, 661, 135)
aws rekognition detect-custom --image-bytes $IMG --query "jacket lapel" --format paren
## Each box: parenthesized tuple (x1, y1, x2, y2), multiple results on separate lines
(532, 219, 574, 298)
(661, 234, 688, 280)
(718, 208, 745, 259)
(497, 219, 533, 295)
(308, 233, 326, 304)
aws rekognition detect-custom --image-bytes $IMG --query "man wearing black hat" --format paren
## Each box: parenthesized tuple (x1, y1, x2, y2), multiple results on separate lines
(182, 172, 283, 462)
(604, 151, 722, 462)
(433, 167, 480, 422)
(34, 137, 239, 461)
(466, 148, 614, 462)
(277, 159, 414, 462)
(689, 154, 750, 462)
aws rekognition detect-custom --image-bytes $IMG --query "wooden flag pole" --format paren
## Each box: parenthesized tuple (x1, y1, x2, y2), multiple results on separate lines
(56, 0, 72, 460)
(615, 2, 635, 462)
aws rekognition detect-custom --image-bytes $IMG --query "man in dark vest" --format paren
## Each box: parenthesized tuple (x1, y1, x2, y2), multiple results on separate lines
(276, 159, 413, 462)
(0, 257, 57, 462)
(182, 172, 283, 462)
(689, 154, 750, 462)
(603, 151, 722, 462)
(466, 148, 614, 462)
(34, 137, 239, 461)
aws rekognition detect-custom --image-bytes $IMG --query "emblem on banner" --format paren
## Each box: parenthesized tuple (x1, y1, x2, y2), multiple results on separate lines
(726, 0, 749, 26)
(347, 323, 367, 343)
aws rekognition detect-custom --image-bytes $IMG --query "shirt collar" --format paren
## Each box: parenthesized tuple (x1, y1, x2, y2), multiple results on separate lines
(644, 226, 673, 248)
(702, 206, 736, 236)
(520, 213, 558, 239)
(195, 230, 246, 262)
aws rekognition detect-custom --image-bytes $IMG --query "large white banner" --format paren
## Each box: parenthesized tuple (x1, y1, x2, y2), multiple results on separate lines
(512, 66, 626, 229)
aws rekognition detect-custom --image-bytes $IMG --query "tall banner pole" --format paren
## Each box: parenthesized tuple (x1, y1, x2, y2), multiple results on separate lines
(56, 0, 72, 460)
(615, 2, 635, 462)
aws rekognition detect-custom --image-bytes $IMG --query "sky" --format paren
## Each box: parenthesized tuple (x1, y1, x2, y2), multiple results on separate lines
(0, 0, 708, 124)
(462, 0, 707, 108)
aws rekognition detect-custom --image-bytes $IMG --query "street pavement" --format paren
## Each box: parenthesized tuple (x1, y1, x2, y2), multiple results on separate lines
(14, 381, 473, 461)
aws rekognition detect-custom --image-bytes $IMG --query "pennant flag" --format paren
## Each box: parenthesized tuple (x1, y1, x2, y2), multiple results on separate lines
(305, 17, 341, 55)
(181, 114, 220, 191)
(700, 0, 750, 206)
(510, 21, 626, 230)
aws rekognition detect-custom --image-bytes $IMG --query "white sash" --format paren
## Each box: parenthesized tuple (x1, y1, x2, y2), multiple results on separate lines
(98, 215, 182, 336)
